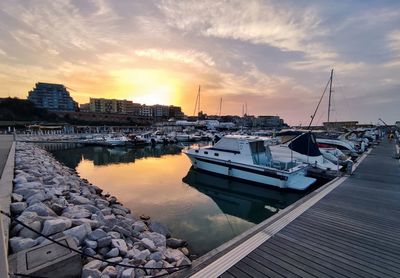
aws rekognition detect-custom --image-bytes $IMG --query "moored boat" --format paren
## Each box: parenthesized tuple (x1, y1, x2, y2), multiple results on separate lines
(183, 136, 316, 190)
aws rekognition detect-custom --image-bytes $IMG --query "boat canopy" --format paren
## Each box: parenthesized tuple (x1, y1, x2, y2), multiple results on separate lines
(288, 132, 322, 157)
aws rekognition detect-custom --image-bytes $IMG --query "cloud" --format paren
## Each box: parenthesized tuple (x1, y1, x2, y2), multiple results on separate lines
(134, 48, 215, 67)
(159, 0, 327, 54)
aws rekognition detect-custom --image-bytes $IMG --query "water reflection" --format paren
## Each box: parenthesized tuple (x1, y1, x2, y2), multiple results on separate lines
(50, 144, 183, 168)
(182, 169, 306, 224)
(49, 143, 310, 256)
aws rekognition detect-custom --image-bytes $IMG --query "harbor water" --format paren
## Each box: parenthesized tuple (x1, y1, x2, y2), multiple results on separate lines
(48, 143, 309, 256)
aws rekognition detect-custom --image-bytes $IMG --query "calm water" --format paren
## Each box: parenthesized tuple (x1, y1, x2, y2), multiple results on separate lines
(48, 143, 308, 256)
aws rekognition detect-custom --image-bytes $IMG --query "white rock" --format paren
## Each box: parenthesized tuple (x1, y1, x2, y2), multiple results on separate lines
(10, 237, 37, 253)
(142, 232, 166, 248)
(111, 239, 128, 256)
(10, 202, 27, 215)
(88, 229, 107, 240)
(84, 239, 98, 249)
(63, 223, 92, 244)
(83, 259, 103, 270)
(25, 202, 56, 217)
(82, 268, 101, 278)
(140, 238, 156, 251)
(127, 248, 141, 259)
(19, 220, 41, 239)
(135, 249, 150, 261)
(102, 266, 117, 278)
(165, 249, 185, 263)
(132, 221, 147, 233)
(42, 219, 72, 236)
(105, 247, 119, 258)
(121, 268, 135, 278)
(11, 193, 24, 202)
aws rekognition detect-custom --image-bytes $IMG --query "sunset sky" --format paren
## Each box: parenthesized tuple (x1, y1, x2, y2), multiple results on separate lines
(0, 0, 399, 125)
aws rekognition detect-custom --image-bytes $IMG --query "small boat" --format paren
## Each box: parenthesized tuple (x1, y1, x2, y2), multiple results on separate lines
(183, 136, 316, 190)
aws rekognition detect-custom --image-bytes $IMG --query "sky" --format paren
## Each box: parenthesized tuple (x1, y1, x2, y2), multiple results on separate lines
(0, 0, 399, 125)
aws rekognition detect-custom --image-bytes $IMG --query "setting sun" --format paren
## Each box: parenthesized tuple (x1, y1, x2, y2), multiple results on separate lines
(110, 69, 182, 105)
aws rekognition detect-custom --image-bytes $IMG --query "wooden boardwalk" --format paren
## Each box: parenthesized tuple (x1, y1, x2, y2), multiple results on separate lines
(190, 140, 400, 278)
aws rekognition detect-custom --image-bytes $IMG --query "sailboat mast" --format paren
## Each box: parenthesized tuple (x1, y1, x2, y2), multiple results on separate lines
(327, 69, 333, 123)
(198, 85, 201, 115)
(219, 97, 222, 117)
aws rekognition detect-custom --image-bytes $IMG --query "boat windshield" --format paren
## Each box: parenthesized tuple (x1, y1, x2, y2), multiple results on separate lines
(249, 141, 270, 165)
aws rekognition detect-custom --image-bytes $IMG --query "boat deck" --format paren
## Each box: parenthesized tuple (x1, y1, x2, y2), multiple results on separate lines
(189, 140, 400, 278)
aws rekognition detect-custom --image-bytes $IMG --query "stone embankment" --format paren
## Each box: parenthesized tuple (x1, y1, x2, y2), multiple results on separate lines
(9, 143, 191, 277)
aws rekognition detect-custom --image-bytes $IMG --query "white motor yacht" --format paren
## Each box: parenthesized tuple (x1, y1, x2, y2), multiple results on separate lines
(184, 136, 316, 190)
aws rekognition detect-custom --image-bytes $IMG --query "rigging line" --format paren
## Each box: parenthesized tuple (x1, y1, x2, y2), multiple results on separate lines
(307, 77, 331, 129)
(0, 210, 190, 274)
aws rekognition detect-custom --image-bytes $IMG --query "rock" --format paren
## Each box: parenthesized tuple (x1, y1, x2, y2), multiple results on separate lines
(42, 219, 72, 236)
(83, 259, 103, 270)
(140, 238, 156, 250)
(26, 192, 48, 205)
(98, 247, 110, 256)
(105, 247, 119, 258)
(177, 256, 192, 267)
(134, 269, 146, 278)
(25, 202, 56, 217)
(62, 206, 92, 219)
(84, 239, 98, 249)
(97, 235, 112, 248)
(95, 198, 109, 209)
(137, 249, 151, 261)
(121, 268, 135, 278)
(139, 214, 150, 221)
(84, 247, 97, 256)
(126, 248, 141, 259)
(10, 237, 37, 253)
(10, 202, 27, 215)
(72, 218, 101, 229)
(106, 256, 123, 264)
(13, 175, 28, 185)
(166, 238, 187, 248)
(148, 221, 171, 238)
(82, 267, 102, 278)
(149, 251, 163, 262)
(19, 220, 42, 239)
(50, 203, 65, 215)
(102, 266, 117, 278)
(82, 204, 100, 214)
(142, 232, 166, 248)
(165, 249, 185, 263)
(11, 193, 24, 202)
(180, 247, 189, 256)
(112, 225, 130, 237)
(88, 228, 107, 241)
(132, 221, 147, 233)
(112, 208, 126, 216)
(63, 223, 92, 244)
(107, 231, 120, 239)
(111, 239, 128, 256)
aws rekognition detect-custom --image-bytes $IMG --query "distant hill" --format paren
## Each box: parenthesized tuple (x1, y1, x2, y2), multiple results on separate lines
(0, 97, 61, 122)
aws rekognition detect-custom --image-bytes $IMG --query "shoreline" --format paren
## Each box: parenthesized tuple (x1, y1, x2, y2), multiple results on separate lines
(8, 142, 191, 277)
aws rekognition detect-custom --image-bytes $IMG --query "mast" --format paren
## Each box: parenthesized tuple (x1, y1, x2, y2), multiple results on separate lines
(219, 97, 222, 117)
(193, 85, 201, 116)
(327, 69, 333, 123)
(198, 85, 201, 115)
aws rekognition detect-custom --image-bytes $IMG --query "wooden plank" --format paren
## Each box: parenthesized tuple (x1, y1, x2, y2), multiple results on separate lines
(264, 238, 352, 278)
(246, 252, 301, 278)
(240, 256, 285, 278)
(222, 265, 253, 278)
(256, 244, 332, 278)
(278, 231, 400, 277)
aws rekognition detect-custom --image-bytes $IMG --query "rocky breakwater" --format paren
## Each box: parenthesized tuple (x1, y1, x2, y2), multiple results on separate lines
(9, 143, 191, 277)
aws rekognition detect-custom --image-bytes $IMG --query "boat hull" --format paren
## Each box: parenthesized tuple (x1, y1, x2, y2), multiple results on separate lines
(185, 153, 315, 190)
